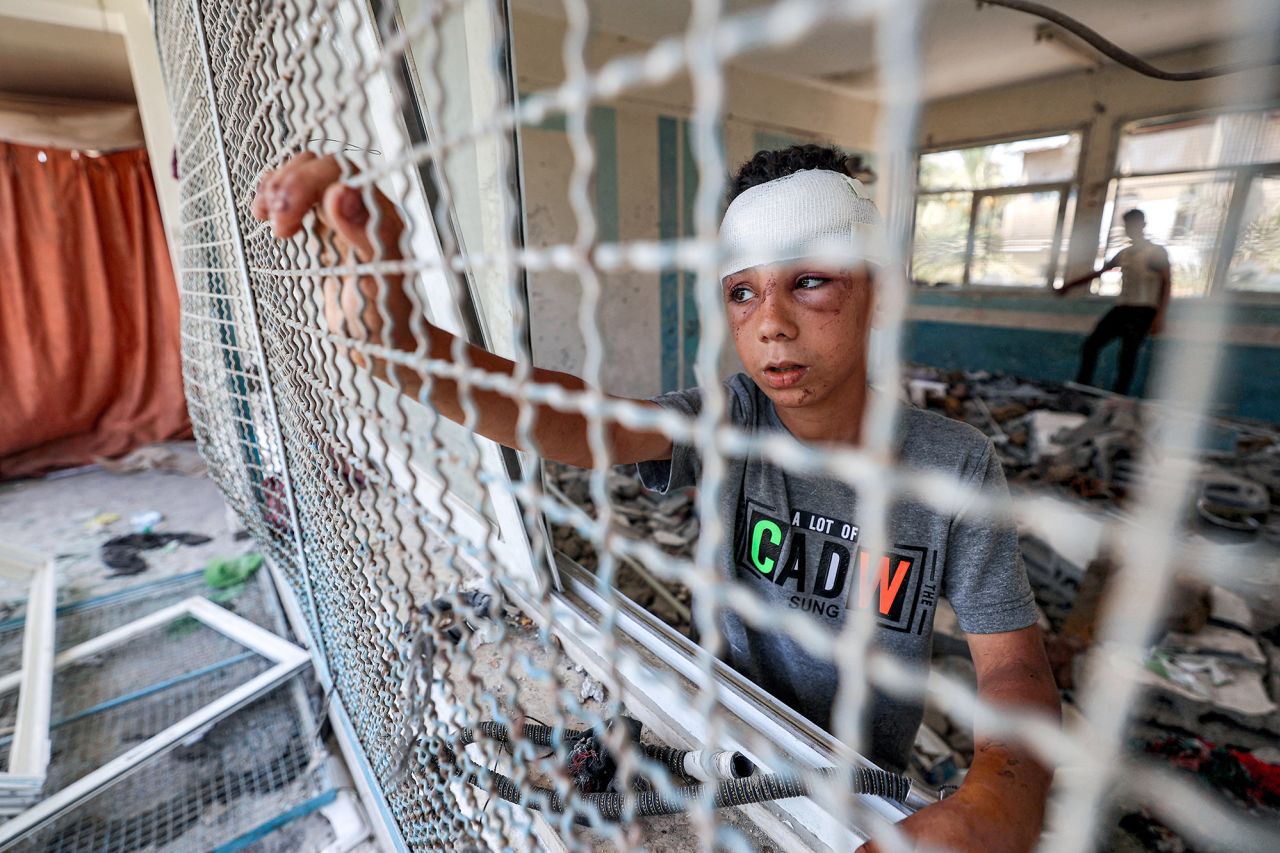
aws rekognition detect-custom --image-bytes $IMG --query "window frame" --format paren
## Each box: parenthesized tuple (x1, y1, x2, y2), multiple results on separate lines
(0, 596, 311, 843)
(359, 0, 552, 596)
(911, 127, 1086, 292)
(1100, 104, 1280, 300)
(1221, 164, 1280, 294)
(963, 180, 1073, 288)
(512, 556, 933, 846)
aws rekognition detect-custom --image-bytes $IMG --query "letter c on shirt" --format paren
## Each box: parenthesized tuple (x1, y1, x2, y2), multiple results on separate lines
(750, 519, 782, 575)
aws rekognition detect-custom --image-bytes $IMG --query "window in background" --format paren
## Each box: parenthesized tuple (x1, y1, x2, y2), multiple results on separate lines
(970, 189, 1075, 287)
(1098, 172, 1235, 297)
(912, 132, 1080, 288)
(1228, 172, 1280, 292)
(1100, 109, 1280, 296)
(910, 191, 970, 286)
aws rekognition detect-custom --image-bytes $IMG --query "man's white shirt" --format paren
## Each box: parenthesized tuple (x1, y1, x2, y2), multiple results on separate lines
(1114, 238, 1169, 307)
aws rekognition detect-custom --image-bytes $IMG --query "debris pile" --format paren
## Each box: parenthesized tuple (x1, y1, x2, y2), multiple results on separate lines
(906, 367, 1145, 499)
(546, 463, 695, 632)
(907, 366, 1280, 838)
(921, 555, 1280, 840)
(904, 365, 1280, 534)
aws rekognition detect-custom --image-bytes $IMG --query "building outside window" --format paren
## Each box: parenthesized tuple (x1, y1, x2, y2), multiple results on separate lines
(911, 132, 1081, 288)
(1097, 108, 1280, 297)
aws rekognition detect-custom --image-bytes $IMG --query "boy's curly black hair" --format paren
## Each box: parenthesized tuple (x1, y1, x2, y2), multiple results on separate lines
(727, 144, 858, 204)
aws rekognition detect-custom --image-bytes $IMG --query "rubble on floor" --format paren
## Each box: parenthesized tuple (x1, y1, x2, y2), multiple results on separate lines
(1025, 561, 1278, 843)
(886, 368, 1280, 818)
(546, 462, 695, 634)
(1103, 736, 1280, 851)
(904, 365, 1280, 529)
(923, 578, 1280, 829)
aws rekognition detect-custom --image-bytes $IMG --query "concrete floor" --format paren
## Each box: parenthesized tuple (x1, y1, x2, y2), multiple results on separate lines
(0, 450, 247, 604)
(0, 449, 379, 853)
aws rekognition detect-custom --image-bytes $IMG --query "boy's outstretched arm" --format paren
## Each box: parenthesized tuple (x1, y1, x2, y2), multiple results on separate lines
(251, 153, 671, 469)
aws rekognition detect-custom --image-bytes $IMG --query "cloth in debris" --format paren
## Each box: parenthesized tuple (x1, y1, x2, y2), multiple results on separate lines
(204, 553, 263, 589)
(100, 531, 212, 576)
(1145, 735, 1280, 807)
(636, 374, 1038, 773)
(1234, 750, 1280, 805)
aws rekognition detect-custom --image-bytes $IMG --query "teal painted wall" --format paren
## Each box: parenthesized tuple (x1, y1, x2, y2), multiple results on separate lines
(902, 291, 1280, 423)
(658, 116, 683, 391)
(658, 115, 705, 391)
(902, 319, 1157, 394)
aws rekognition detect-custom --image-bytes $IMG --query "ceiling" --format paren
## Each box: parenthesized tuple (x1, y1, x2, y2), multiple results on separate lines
(513, 0, 1263, 100)
(0, 1, 1261, 107)
(0, 16, 135, 103)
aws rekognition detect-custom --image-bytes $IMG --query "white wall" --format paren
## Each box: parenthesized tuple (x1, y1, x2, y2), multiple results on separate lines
(513, 9, 879, 397)
(0, 0, 179, 250)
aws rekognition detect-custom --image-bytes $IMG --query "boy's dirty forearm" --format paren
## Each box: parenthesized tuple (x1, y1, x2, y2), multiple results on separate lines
(324, 269, 670, 469)
(960, 656, 1060, 846)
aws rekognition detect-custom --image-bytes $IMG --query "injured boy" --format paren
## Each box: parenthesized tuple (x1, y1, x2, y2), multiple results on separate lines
(253, 144, 1059, 852)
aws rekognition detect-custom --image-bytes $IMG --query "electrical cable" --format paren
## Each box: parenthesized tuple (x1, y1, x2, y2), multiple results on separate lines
(977, 0, 1280, 81)
(451, 722, 912, 823)
(456, 758, 910, 823)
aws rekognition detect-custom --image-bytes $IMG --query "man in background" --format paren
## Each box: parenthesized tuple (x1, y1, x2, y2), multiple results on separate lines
(1058, 208, 1172, 395)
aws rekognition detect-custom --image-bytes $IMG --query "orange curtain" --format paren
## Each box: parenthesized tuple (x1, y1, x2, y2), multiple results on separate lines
(0, 141, 190, 479)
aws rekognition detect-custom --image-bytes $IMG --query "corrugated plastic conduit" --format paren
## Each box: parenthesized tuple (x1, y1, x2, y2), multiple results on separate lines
(452, 721, 911, 822)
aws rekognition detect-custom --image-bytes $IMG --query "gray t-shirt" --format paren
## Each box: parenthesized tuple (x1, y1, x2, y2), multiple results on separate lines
(637, 373, 1038, 772)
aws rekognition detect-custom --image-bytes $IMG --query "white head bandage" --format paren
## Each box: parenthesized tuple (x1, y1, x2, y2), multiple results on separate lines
(718, 169, 885, 280)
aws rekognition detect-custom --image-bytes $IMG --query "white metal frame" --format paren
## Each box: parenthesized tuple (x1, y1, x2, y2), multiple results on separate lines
(0, 596, 310, 843)
(527, 557, 921, 850)
(911, 129, 1086, 290)
(0, 544, 57, 817)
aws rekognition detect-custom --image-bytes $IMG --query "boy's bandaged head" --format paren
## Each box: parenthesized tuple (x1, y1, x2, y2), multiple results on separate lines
(718, 169, 885, 280)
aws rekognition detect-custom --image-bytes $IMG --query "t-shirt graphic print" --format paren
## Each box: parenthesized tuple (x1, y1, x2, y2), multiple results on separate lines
(737, 499, 939, 634)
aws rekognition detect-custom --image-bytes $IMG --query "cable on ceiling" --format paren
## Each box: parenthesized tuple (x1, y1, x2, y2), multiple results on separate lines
(977, 0, 1280, 81)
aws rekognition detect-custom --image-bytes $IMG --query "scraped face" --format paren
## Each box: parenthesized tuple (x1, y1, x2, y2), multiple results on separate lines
(723, 261, 874, 412)
(717, 168, 882, 414)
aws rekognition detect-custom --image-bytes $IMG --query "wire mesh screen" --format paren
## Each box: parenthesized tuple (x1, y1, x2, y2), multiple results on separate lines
(149, 0, 1280, 850)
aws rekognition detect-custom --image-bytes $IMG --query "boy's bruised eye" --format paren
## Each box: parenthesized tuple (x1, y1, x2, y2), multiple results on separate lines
(796, 275, 830, 290)
(727, 284, 755, 304)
